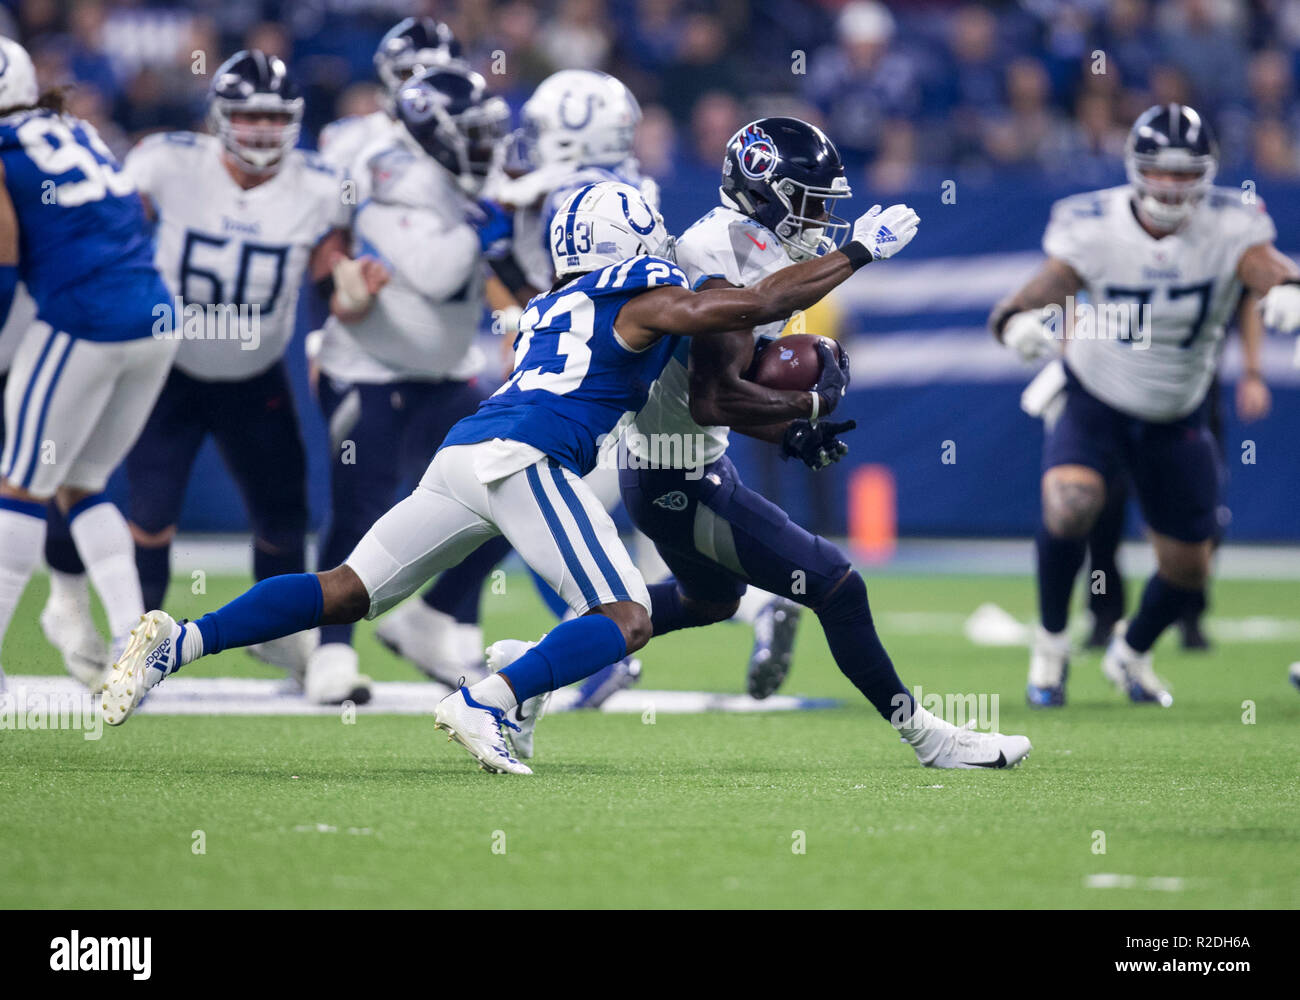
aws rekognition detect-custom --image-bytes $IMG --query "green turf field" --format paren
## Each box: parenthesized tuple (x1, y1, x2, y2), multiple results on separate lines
(2, 569, 1298, 909)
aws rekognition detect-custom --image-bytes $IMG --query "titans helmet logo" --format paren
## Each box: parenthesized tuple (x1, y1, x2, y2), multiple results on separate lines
(737, 125, 778, 180)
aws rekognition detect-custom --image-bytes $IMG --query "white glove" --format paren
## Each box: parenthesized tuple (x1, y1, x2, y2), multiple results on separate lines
(1002, 309, 1058, 363)
(332, 257, 373, 314)
(1260, 282, 1300, 334)
(851, 203, 920, 261)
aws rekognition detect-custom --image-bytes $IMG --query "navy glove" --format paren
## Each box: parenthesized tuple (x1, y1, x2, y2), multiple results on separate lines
(811, 341, 850, 416)
(781, 418, 857, 470)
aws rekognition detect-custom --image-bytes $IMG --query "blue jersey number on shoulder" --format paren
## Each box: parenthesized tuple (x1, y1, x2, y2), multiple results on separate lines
(16, 115, 134, 207)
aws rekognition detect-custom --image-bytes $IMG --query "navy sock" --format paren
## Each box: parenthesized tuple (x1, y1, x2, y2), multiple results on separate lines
(135, 544, 171, 610)
(501, 614, 628, 702)
(1125, 575, 1205, 653)
(648, 580, 712, 636)
(43, 504, 85, 575)
(194, 573, 325, 656)
(253, 542, 305, 582)
(319, 623, 353, 646)
(422, 535, 512, 624)
(1036, 526, 1087, 633)
(528, 567, 571, 619)
(816, 572, 913, 723)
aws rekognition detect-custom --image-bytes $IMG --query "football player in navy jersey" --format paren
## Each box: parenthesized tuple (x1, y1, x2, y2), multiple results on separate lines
(0, 38, 176, 678)
(103, 180, 919, 777)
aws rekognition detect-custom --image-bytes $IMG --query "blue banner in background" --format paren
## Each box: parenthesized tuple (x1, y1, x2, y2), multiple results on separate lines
(123, 175, 1300, 543)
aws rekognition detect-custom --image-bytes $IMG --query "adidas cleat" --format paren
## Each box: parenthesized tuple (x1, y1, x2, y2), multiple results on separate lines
(433, 687, 532, 775)
(101, 611, 180, 726)
(747, 596, 801, 699)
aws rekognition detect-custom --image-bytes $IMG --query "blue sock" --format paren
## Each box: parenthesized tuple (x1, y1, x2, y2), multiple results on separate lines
(1036, 526, 1087, 633)
(816, 572, 913, 723)
(1125, 575, 1204, 653)
(194, 573, 325, 656)
(528, 567, 570, 619)
(501, 614, 628, 702)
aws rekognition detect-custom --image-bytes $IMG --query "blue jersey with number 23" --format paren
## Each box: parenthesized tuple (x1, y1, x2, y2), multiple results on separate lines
(442, 255, 689, 476)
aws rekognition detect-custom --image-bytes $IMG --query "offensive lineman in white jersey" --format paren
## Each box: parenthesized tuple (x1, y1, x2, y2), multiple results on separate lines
(116, 51, 356, 702)
(990, 104, 1300, 708)
(309, 62, 516, 692)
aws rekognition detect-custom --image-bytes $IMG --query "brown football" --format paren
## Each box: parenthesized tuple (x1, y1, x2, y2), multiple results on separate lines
(747, 334, 841, 391)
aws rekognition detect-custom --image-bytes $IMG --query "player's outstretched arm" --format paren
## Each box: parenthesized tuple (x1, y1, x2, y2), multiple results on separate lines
(988, 257, 1082, 362)
(619, 204, 920, 347)
(1240, 243, 1300, 336)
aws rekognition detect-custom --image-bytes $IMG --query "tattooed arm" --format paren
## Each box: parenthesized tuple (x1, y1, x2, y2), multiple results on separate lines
(988, 258, 1084, 343)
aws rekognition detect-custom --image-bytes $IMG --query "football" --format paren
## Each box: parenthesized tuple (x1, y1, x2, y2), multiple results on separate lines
(747, 333, 841, 391)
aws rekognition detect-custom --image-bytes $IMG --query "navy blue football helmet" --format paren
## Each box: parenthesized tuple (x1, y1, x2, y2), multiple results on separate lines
(1125, 103, 1218, 230)
(720, 117, 851, 261)
(395, 64, 510, 193)
(375, 17, 462, 95)
(207, 49, 303, 174)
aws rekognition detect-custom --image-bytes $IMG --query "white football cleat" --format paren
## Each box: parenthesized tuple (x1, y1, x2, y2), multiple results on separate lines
(248, 627, 319, 688)
(375, 600, 487, 686)
(101, 611, 181, 726)
(1026, 626, 1070, 708)
(40, 572, 109, 690)
(1290, 662, 1300, 692)
(901, 705, 1032, 769)
(303, 642, 372, 705)
(747, 595, 802, 699)
(433, 687, 532, 775)
(1102, 635, 1173, 706)
(486, 638, 549, 759)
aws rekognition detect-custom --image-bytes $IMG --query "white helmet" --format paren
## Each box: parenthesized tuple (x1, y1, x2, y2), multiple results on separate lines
(522, 70, 640, 169)
(0, 37, 38, 114)
(551, 180, 673, 279)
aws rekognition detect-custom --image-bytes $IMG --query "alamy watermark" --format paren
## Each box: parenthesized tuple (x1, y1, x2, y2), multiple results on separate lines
(151, 296, 262, 351)
(595, 431, 710, 480)
(891, 685, 1000, 733)
(1048, 295, 1152, 349)
(0, 687, 102, 740)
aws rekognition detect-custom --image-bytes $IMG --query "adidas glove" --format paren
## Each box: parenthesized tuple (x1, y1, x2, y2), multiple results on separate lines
(850, 203, 920, 262)
(781, 418, 857, 470)
(1001, 309, 1057, 363)
(1260, 281, 1300, 334)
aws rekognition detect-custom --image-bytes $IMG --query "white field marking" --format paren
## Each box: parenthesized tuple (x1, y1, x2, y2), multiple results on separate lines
(1084, 874, 1186, 892)
(962, 604, 1300, 647)
(6, 675, 837, 717)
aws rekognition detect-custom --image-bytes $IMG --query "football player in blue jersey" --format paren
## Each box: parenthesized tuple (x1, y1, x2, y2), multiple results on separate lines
(0, 38, 176, 678)
(504, 118, 1037, 770)
(102, 179, 919, 777)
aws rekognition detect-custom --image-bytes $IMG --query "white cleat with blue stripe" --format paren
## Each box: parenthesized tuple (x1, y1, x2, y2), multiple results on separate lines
(434, 687, 533, 775)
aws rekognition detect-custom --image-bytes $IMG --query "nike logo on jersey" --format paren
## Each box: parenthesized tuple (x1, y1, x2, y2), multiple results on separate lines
(746, 233, 768, 250)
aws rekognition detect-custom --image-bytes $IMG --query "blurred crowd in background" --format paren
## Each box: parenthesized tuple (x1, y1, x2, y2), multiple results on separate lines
(4, 0, 1300, 194)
